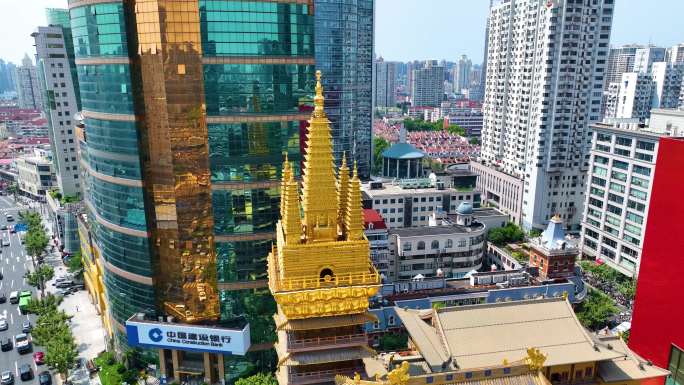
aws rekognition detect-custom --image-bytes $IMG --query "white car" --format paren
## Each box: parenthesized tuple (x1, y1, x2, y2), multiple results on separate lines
(0, 370, 13, 385)
(1, 239, 8, 247)
(0, 320, 7, 331)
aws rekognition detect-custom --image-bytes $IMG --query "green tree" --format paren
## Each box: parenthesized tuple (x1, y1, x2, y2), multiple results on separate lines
(378, 333, 409, 351)
(44, 331, 79, 380)
(373, 137, 390, 175)
(469, 137, 480, 145)
(446, 123, 465, 136)
(235, 372, 278, 385)
(575, 290, 618, 330)
(25, 264, 54, 296)
(67, 252, 84, 279)
(487, 223, 525, 246)
(617, 279, 636, 301)
(32, 310, 71, 346)
(24, 294, 63, 315)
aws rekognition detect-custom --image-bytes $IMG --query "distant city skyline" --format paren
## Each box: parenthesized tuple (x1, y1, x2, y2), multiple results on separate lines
(1, 0, 684, 64)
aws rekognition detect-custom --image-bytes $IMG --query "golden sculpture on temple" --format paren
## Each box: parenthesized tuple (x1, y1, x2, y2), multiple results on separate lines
(525, 348, 547, 371)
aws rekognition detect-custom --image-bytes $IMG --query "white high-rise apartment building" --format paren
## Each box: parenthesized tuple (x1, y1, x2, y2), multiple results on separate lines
(604, 73, 655, 122)
(667, 43, 684, 65)
(33, 23, 81, 196)
(454, 55, 472, 93)
(481, 0, 613, 230)
(374, 57, 397, 108)
(632, 46, 666, 74)
(605, 45, 640, 87)
(410, 60, 444, 108)
(651, 62, 683, 109)
(14, 54, 42, 110)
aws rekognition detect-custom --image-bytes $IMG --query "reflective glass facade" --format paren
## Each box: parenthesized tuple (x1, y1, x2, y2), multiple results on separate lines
(70, 0, 315, 377)
(71, 3, 128, 58)
(314, 0, 373, 178)
(200, 1, 314, 57)
(70, 0, 153, 352)
(76, 64, 134, 114)
(208, 121, 301, 182)
(82, 118, 139, 156)
(204, 64, 315, 116)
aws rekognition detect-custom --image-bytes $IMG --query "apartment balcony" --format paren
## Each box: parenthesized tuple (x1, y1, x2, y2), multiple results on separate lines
(287, 333, 368, 352)
(287, 368, 364, 385)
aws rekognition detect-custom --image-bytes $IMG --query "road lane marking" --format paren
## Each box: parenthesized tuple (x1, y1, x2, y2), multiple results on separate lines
(10, 279, 13, 288)
(16, 307, 20, 315)
(10, 312, 13, 324)
(14, 360, 18, 376)
(11, 264, 14, 272)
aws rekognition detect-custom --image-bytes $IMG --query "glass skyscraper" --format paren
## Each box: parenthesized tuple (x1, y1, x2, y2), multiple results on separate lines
(313, 0, 373, 179)
(68, 0, 315, 380)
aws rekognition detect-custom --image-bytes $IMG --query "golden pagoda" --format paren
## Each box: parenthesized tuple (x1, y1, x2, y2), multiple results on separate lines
(268, 71, 381, 385)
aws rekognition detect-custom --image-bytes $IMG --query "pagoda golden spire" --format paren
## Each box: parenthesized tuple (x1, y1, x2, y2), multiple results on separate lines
(345, 161, 364, 240)
(282, 170, 302, 245)
(301, 71, 339, 242)
(337, 152, 350, 235)
(281, 153, 292, 218)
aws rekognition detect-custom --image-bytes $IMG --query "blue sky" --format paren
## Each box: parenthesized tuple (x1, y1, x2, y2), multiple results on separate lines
(1, 0, 684, 64)
(376, 0, 684, 62)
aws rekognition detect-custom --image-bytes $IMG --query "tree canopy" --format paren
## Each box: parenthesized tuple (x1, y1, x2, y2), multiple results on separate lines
(575, 290, 618, 330)
(24, 264, 54, 296)
(373, 137, 390, 175)
(27, 293, 77, 378)
(487, 222, 525, 246)
(235, 372, 278, 385)
(403, 117, 466, 136)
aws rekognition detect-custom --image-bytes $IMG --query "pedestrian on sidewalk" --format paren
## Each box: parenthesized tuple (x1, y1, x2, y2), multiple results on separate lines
(76, 305, 79, 312)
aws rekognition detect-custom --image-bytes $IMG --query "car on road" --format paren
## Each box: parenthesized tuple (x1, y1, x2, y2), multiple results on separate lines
(0, 338, 11, 351)
(0, 293, 5, 303)
(0, 320, 7, 331)
(0, 371, 13, 385)
(33, 351, 44, 365)
(1, 239, 8, 247)
(14, 333, 30, 353)
(55, 281, 74, 288)
(21, 320, 31, 333)
(0, 272, 3, 280)
(37, 371, 51, 385)
(18, 364, 32, 381)
(8, 291, 18, 304)
(0, 225, 6, 230)
(5, 215, 13, 222)
(54, 277, 66, 283)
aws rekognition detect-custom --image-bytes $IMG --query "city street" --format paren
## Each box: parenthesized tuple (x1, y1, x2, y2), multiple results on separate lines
(0, 195, 52, 384)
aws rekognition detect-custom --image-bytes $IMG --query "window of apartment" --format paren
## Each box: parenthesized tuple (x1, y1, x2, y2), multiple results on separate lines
(398, 199, 403, 203)
(588, 197, 603, 209)
(615, 136, 632, 147)
(621, 245, 638, 259)
(390, 199, 395, 204)
(596, 133, 612, 142)
(611, 170, 627, 182)
(458, 239, 466, 247)
(592, 176, 606, 187)
(625, 223, 642, 236)
(382, 199, 388, 204)
(635, 152, 653, 162)
(627, 200, 646, 212)
(629, 188, 647, 201)
(623, 233, 641, 247)
(614, 148, 631, 157)
(587, 208, 603, 219)
(608, 193, 624, 205)
(626, 211, 644, 224)
(631, 176, 649, 189)
(388, 316, 395, 326)
(592, 166, 607, 177)
(431, 240, 439, 250)
(607, 204, 622, 216)
(613, 160, 629, 170)
(601, 247, 616, 260)
(446, 239, 453, 248)
(593, 155, 609, 165)
(590, 187, 605, 197)
(374, 199, 380, 205)
(633, 165, 651, 176)
(605, 215, 621, 227)
(636, 140, 655, 152)
(417, 242, 425, 250)
(609, 182, 625, 193)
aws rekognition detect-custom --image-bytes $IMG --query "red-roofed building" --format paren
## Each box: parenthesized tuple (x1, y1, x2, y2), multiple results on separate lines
(363, 209, 391, 281)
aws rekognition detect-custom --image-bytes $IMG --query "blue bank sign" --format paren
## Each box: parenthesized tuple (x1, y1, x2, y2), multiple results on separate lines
(125, 318, 250, 355)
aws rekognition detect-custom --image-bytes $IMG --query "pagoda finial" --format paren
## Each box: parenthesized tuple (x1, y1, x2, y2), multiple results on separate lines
(302, 71, 338, 242)
(314, 70, 325, 117)
(281, 153, 292, 218)
(345, 161, 364, 240)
